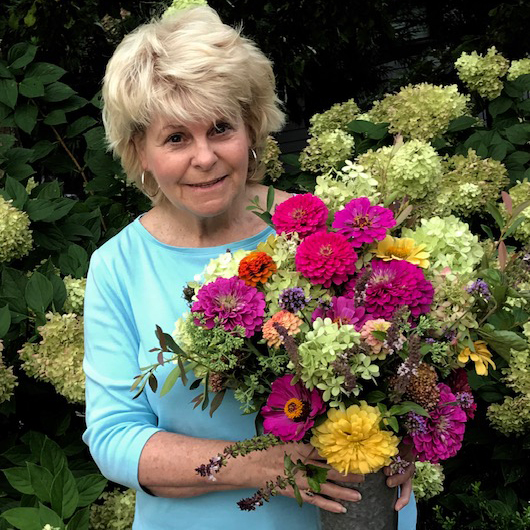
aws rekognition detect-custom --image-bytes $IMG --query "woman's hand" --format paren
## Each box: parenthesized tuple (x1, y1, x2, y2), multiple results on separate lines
(383, 460, 415, 511)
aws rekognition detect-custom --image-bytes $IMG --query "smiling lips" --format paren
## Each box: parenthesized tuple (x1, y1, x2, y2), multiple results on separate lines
(187, 176, 227, 188)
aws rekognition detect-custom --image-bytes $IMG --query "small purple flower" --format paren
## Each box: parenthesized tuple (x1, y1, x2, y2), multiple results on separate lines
(332, 197, 396, 248)
(311, 296, 366, 331)
(279, 287, 311, 313)
(425, 338, 437, 344)
(465, 279, 492, 301)
(388, 455, 412, 475)
(405, 411, 428, 435)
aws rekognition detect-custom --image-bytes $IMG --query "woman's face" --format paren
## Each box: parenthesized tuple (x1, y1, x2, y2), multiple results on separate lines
(136, 115, 251, 219)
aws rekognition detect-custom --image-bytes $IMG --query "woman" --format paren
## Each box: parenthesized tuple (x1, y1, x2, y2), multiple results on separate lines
(83, 7, 416, 529)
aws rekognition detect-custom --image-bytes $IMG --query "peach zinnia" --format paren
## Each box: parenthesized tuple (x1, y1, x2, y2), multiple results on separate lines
(262, 310, 303, 348)
(238, 251, 277, 287)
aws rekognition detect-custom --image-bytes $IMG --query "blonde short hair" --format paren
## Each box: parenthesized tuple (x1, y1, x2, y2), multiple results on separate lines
(102, 7, 285, 203)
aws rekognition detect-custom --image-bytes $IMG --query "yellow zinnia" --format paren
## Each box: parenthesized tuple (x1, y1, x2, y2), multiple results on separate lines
(458, 340, 496, 375)
(374, 235, 430, 268)
(311, 402, 399, 475)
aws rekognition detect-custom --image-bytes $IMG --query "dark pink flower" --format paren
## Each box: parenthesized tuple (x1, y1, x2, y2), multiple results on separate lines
(295, 231, 357, 288)
(346, 259, 434, 320)
(262, 375, 326, 441)
(311, 296, 367, 331)
(272, 194, 329, 239)
(332, 197, 396, 247)
(448, 369, 477, 420)
(192, 276, 265, 337)
(406, 383, 467, 463)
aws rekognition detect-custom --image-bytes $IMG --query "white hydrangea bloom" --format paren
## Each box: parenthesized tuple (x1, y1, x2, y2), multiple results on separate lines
(0, 196, 33, 263)
(507, 58, 530, 81)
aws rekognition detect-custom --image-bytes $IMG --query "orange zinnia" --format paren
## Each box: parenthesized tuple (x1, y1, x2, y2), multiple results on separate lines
(238, 251, 277, 287)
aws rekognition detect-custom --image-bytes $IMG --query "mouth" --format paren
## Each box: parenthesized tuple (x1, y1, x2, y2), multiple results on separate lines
(187, 176, 227, 188)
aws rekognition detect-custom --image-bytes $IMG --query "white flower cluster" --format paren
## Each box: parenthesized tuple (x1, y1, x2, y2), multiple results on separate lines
(63, 276, 87, 315)
(500, 179, 530, 243)
(412, 461, 445, 501)
(507, 58, 530, 81)
(455, 47, 509, 100)
(0, 340, 17, 404)
(262, 136, 283, 182)
(202, 249, 250, 283)
(0, 196, 33, 263)
(90, 488, 136, 530)
(163, 0, 207, 18)
(299, 129, 355, 174)
(308, 99, 360, 136)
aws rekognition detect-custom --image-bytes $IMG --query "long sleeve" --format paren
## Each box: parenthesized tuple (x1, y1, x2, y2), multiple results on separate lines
(82, 249, 162, 490)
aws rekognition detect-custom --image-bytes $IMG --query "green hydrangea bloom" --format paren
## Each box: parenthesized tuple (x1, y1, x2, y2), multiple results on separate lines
(433, 149, 509, 216)
(163, 0, 207, 18)
(63, 276, 87, 314)
(366, 84, 470, 141)
(0, 341, 17, 404)
(523, 322, 530, 341)
(403, 216, 484, 277)
(308, 99, 360, 137)
(90, 488, 136, 530)
(262, 232, 301, 270)
(26, 177, 38, 194)
(295, 317, 360, 402)
(202, 249, 250, 283)
(502, 347, 530, 395)
(262, 136, 283, 182)
(314, 162, 380, 214)
(358, 139, 442, 200)
(500, 180, 530, 243)
(0, 196, 33, 263)
(299, 129, 355, 173)
(413, 461, 445, 501)
(19, 313, 84, 403)
(507, 58, 530, 81)
(455, 47, 509, 100)
(487, 395, 530, 436)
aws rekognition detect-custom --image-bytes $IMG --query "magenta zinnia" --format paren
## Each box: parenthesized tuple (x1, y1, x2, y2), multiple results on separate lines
(191, 276, 266, 337)
(262, 374, 326, 442)
(332, 197, 396, 248)
(311, 296, 366, 331)
(272, 194, 329, 239)
(406, 383, 467, 463)
(346, 259, 434, 320)
(295, 231, 357, 288)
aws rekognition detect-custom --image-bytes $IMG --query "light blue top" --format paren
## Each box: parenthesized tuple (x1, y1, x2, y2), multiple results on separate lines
(83, 216, 417, 529)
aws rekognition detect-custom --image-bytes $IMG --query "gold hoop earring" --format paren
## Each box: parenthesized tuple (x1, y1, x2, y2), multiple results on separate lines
(141, 171, 160, 198)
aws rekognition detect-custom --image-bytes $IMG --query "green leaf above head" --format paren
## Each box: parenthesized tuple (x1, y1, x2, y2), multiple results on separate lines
(19, 76, 45, 98)
(7, 43, 37, 70)
(43, 109, 67, 126)
(0, 60, 13, 79)
(66, 117, 98, 139)
(25, 62, 66, 85)
(43, 82, 76, 104)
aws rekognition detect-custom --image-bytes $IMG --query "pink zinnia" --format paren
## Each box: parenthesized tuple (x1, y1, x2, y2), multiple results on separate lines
(262, 375, 326, 442)
(332, 197, 396, 248)
(295, 231, 357, 288)
(272, 194, 329, 239)
(406, 383, 467, 463)
(346, 259, 434, 320)
(311, 296, 366, 331)
(192, 276, 265, 338)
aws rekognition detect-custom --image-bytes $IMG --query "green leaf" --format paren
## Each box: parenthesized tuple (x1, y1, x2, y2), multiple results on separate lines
(0, 133, 16, 154)
(0, 78, 18, 108)
(489, 142, 508, 162)
(83, 126, 106, 150)
(26, 199, 56, 221)
(75, 474, 107, 508)
(386, 416, 399, 432)
(511, 199, 530, 220)
(501, 462, 526, 486)
(178, 356, 189, 386)
(478, 329, 527, 360)
(66, 117, 98, 139)
(388, 401, 430, 417)
(50, 465, 79, 519)
(1, 507, 41, 530)
(19, 77, 45, 98)
(58, 244, 88, 278)
(25, 62, 66, 84)
(40, 438, 67, 476)
(0, 60, 13, 79)
(43, 82, 75, 103)
(43, 110, 67, 126)
(14, 103, 38, 134)
(504, 123, 530, 145)
(36, 181, 61, 199)
(2, 467, 34, 494)
(65, 507, 89, 530)
(31, 140, 56, 162)
(2, 446, 35, 466)
(25, 272, 53, 314)
(481, 224, 494, 239)
(504, 217, 526, 239)
(38, 503, 64, 529)
(266, 185, 275, 212)
(489, 97, 513, 118)
(4, 176, 28, 209)
(160, 365, 181, 397)
(8, 43, 37, 69)
(60, 96, 88, 113)
(209, 389, 226, 417)
(364, 390, 386, 403)
(447, 115, 478, 132)
(27, 463, 53, 503)
(485, 202, 505, 229)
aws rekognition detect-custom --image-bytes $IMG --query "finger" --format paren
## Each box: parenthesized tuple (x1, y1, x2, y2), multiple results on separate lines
(394, 478, 412, 511)
(299, 489, 347, 514)
(319, 481, 362, 503)
(386, 462, 415, 488)
(325, 469, 365, 484)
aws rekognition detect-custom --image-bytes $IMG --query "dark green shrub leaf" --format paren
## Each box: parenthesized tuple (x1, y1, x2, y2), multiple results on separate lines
(60, 96, 88, 113)
(0, 79, 18, 109)
(485, 202, 504, 229)
(42, 198, 76, 222)
(38, 503, 64, 529)
(479, 329, 527, 360)
(489, 97, 513, 118)
(8, 43, 37, 70)
(43, 82, 75, 103)
(489, 141, 509, 161)
(66, 117, 97, 139)
(75, 474, 107, 507)
(19, 77, 45, 98)
(513, 73, 530, 92)
(505, 123, 530, 145)
(60, 223, 95, 240)
(65, 507, 89, 530)
(2, 468, 34, 495)
(27, 463, 53, 503)
(0, 304, 11, 338)
(33, 226, 69, 251)
(504, 150, 530, 170)
(1, 446, 35, 467)
(43, 110, 67, 126)
(14, 103, 38, 134)
(40, 438, 67, 476)
(25, 62, 66, 84)
(25, 272, 53, 314)
(83, 126, 106, 150)
(58, 244, 88, 278)
(36, 181, 61, 199)
(447, 115, 478, 132)
(30, 140, 56, 162)
(0, 507, 41, 530)
(4, 176, 28, 209)
(49, 275, 67, 311)
(5, 162, 35, 180)
(0, 134, 16, 154)
(501, 462, 526, 486)
(50, 465, 79, 519)
(0, 60, 13, 79)
(26, 199, 56, 221)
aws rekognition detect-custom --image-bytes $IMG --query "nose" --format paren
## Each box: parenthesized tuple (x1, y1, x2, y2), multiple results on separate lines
(191, 138, 218, 170)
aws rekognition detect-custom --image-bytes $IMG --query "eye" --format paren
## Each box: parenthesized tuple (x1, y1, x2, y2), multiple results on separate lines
(212, 122, 232, 135)
(167, 133, 183, 144)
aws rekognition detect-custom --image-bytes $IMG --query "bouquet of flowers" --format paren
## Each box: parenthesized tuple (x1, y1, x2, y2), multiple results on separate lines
(131, 182, 529, 509)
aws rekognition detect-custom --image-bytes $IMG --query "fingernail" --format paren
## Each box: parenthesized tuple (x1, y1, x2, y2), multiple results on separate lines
(349, 492, 362, 502)
(341, 506, 347, 513)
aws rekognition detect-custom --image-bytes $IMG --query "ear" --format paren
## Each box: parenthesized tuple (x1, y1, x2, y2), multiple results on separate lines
(132, 132, 147, 170)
